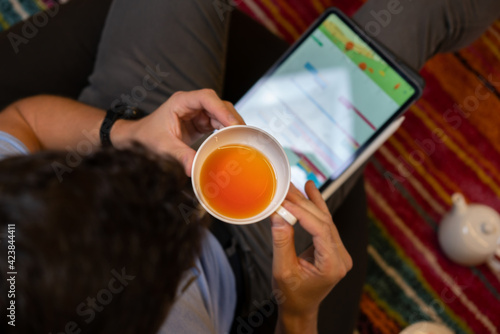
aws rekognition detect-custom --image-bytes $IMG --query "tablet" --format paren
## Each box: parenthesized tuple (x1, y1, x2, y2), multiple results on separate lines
(235, 8, 424, 196)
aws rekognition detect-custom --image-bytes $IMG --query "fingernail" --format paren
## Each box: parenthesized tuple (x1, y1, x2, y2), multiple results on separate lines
(228, 114, 238, 125)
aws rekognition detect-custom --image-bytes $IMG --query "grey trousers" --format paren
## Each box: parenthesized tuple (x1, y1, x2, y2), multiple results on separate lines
(77, 0, 500, 332)
(353, 0, 500, 71)
(78, 0, 231, 113)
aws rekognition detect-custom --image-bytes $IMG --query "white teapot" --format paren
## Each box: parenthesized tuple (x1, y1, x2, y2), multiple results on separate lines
(438, 193, 500, 272)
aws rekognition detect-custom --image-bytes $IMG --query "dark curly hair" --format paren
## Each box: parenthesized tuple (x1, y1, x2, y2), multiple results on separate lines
(0, 145, 207, 333)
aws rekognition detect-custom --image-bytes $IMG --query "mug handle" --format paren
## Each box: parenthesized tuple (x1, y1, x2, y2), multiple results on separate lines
(487, 247, 500, 273)
(275, 205, 297, 225)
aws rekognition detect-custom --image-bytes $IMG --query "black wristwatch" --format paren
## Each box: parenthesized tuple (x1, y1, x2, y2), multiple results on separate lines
(100, 103, 146, 147)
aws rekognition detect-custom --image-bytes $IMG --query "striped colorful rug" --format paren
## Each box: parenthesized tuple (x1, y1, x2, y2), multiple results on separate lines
(2, 1, 500, 333)
(0, 0, 66, 30)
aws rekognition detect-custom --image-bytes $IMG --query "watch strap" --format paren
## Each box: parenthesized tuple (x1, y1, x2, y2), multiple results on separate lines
(100, 104, 147, 147)
(100, 108, 122, 148)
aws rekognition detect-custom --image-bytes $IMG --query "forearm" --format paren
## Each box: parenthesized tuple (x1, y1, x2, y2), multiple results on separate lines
(0, 95, 133, 153)
(0, 91, 243, 175)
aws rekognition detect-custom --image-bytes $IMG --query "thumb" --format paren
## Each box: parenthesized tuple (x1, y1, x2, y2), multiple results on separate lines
(271, 213, 297, 271)
(169, 144, 196, 177)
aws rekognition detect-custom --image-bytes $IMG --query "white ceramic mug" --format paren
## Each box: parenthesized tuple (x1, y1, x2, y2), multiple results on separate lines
(191, 125, 297, 225)
(400, 321, 453, 334)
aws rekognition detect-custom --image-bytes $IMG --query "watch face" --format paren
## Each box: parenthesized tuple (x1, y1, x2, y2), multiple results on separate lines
(122, 107, 142, 120)
(113, 103, 146, 120)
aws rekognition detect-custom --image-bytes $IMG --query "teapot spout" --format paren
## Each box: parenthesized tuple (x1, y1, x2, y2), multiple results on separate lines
(451, 193, 467, 214)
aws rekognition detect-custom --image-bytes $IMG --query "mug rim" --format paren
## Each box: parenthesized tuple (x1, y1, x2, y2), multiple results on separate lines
(191, 125, 291, 225)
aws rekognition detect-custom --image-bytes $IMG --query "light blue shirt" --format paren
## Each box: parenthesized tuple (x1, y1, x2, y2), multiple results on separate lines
(0, 130, 236, 333)
(0, 131, 29, 157)
(159, 230, 236, 333)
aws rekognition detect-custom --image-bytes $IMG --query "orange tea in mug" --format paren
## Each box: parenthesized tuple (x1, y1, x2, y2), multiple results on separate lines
(199, 144, 277, 219)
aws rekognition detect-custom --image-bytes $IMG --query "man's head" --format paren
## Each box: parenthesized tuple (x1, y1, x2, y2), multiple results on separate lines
(0, 145, 206, 333)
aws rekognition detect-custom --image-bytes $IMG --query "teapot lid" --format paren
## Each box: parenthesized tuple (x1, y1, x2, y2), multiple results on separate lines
(461, 203, 500, 251)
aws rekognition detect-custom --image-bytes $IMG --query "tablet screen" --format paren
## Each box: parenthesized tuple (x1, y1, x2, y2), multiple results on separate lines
(235, 10, 419, 192)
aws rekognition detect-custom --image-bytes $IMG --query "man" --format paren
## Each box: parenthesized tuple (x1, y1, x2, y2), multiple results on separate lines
(1, 0, 499, 332)
(0, 90, 352, 333)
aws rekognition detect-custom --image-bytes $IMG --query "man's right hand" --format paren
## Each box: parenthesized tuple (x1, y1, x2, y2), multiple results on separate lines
(271, 181, 352, 334)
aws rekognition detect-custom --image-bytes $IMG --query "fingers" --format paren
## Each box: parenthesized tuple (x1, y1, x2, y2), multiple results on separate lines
(150, 89, 244, 175)
(181, 148, 196, 177)
(171, 89, 245, 127)
(285, 182, 329, 223)
(283, 181, 352, 272)
(157, 139, 196, 177)
(282, 198, 331, 247)
(271, 212, 298, 272)
(304, 181, 329, 214)
(191, 112, 214, 133)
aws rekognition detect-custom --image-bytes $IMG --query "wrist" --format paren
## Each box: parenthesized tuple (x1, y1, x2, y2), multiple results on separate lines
(275, 309, 318, 334)
(109, 118, 137, 148)
(100, 104, 146, 148)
